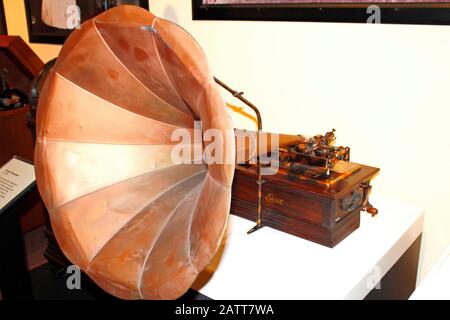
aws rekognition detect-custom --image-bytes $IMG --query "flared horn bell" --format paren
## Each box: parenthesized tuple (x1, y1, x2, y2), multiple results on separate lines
(34, 5, 234, 300)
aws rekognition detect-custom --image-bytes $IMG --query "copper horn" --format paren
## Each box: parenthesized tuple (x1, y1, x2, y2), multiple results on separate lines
(35, 5, 236, 300)
(34, 5, 302, 300)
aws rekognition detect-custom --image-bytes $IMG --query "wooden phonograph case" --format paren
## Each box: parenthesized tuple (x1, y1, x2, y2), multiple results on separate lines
(33, 6, 379, 300)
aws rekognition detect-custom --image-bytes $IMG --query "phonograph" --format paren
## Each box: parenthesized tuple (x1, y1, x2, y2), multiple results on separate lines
(34, 5, 379, 300)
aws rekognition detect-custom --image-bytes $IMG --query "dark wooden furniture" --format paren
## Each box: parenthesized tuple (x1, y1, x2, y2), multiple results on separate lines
(0, 36, 44, 94)
(231, 164, 379, 247)
(0, 36, 45, 233)
(0, 107, 34, 166)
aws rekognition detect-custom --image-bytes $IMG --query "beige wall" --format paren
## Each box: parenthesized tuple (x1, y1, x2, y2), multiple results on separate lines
(4, 0, 450, 282)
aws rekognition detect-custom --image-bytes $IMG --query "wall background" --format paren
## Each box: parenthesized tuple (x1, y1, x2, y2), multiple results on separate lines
(4, 0, 450, 283)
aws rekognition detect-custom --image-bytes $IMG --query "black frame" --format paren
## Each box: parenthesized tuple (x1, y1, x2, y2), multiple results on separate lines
(0, 0, 7, 35)
(192, 0, 450, 25)
(24, 0, 149, 44)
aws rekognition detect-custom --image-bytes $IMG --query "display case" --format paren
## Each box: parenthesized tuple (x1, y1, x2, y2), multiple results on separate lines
(0, 35, 46, 233)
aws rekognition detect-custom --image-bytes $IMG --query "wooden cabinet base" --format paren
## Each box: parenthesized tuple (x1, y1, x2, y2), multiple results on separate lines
(231, 198, 361, 248)
(231, 164, 379, 247)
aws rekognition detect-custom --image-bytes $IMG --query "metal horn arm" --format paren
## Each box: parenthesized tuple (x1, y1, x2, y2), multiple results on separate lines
(214, 76, 264, 234)
(213, 77, 262, 131)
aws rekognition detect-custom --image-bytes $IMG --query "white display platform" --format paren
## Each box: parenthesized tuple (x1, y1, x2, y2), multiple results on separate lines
(192, 198, 424, 300)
